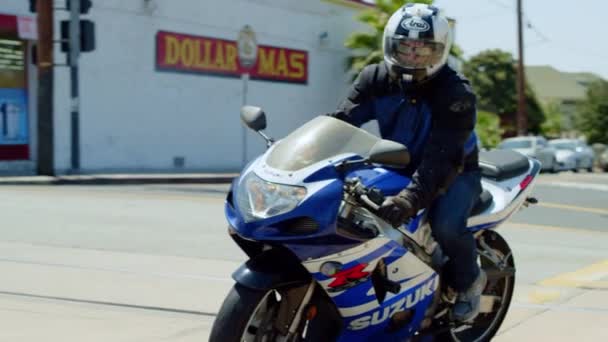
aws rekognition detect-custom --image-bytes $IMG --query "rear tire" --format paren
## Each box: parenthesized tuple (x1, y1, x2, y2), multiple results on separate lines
(441, 230, 515, 342)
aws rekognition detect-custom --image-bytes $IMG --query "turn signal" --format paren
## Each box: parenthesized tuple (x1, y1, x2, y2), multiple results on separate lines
(306, 305, 318, 321)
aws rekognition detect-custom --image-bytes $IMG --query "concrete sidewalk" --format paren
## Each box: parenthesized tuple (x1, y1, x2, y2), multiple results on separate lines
(0, 173, 239, 185)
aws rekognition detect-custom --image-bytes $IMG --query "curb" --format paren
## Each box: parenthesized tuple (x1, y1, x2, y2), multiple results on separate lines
(0, 174, 239, 186)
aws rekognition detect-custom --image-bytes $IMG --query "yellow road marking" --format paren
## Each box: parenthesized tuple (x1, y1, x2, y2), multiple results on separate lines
(586, 281, 608, 289)
(538, 202, 608, 216)
(528, 289, 562, 304)
(539, 260, 608, 289)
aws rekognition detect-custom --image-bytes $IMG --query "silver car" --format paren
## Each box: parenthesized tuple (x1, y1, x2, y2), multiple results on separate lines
(498, 136, 559, 172)
(549, 139, 595, 172)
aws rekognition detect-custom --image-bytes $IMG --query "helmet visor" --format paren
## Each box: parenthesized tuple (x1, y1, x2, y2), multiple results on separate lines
(386, 37, 446, 70)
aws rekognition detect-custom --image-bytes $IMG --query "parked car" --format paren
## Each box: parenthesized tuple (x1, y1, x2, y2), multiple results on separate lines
(549, 139, 595, 172)
(600, 149, 608, 172)
(498, 136, 559, 172)
(548, 140, 578, 171)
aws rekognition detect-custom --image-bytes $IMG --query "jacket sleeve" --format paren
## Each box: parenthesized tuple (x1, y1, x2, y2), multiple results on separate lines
(327, 65, 378, 127)
(401, 81, 477, 210)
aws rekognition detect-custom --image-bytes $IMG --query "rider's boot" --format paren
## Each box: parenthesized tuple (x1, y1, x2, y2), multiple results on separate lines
(452, 269, 487, 322)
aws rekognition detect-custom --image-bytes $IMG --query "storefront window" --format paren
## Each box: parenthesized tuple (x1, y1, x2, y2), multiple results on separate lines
(0, 36, 29, 160)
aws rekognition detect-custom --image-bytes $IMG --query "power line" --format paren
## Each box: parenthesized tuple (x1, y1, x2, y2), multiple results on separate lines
(524, 19, 550, 48)
(526, 20, 550, 43)
(523, 18, 608, 60)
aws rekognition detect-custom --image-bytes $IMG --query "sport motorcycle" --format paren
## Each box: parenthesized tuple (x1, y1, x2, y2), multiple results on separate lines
(209, 106, 540, 341)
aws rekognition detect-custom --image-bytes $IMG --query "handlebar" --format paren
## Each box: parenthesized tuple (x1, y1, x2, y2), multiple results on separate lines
(360, 194, 381, 211)
(345, 179, 385, 213)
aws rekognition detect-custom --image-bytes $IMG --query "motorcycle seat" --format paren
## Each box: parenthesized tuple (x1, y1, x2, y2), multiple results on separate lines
(479, 150, 530, 181)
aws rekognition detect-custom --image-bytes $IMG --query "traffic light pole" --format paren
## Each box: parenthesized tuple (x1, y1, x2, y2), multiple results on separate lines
(69, 0, 81, 171)
(37, 0, 55, 175)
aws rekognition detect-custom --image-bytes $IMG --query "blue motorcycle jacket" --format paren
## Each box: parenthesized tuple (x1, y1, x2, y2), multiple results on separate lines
(330, 63, 479, 211)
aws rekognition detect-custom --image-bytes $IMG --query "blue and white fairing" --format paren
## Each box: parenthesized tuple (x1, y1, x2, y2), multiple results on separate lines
(302, 237, 438, 341)
(226, 162, 438, 340)
(226, 116, 440, 341)
(226, 116, 393, 258)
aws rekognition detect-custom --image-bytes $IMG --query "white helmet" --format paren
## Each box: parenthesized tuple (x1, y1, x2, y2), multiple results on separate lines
(383, 3, 452, 83)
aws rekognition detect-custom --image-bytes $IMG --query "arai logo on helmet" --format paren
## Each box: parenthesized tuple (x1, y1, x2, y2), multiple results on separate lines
(401, 17, 430, 32)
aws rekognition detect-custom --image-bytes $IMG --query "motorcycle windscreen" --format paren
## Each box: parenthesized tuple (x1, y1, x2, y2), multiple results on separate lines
(266, 116, 380, 171)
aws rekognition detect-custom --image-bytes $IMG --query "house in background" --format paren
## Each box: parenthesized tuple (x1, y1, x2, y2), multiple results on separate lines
(526, 65, 604, 136)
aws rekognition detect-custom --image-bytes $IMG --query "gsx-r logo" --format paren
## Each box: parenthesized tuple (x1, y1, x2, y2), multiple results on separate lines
(347, 275, 438, 331)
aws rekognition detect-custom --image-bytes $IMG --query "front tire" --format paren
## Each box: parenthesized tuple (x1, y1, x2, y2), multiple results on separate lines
(210, 283, 277, 342)
(210, 283, 340, 342)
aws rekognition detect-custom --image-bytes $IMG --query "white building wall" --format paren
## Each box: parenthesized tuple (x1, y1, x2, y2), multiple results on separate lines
(51, 0, 367, 173)
(0, 1, 30, 16)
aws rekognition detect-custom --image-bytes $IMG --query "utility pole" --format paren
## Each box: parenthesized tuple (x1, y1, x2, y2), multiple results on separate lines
(516, 0, 527, 136)
(69, 0, 81, 172)
(36, 0, 55, 175)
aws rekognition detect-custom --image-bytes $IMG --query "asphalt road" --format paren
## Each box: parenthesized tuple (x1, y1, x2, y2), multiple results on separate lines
(0, 172, 607, 341)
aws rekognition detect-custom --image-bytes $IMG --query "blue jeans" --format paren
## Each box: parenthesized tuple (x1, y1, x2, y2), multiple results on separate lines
(428, 170, 482, 292)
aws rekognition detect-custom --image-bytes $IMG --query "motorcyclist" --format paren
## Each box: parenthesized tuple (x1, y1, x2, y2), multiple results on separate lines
(328, 3, 486, 322)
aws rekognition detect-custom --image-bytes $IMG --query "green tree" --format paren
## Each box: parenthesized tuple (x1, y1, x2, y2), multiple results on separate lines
(463, 49, 546, 134)
(540, 101, 564, 138)
(476, 111, 504, 148)
(576, 80, 608, 144)
(345, 0, 461, 78)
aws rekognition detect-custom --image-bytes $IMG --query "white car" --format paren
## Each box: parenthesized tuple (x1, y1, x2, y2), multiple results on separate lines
(549, 139, 595, 172)
(548, 140, 578, 171)
(498, 136, 559, 172)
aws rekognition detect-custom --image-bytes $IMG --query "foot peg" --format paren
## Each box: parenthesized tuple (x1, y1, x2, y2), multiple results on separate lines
(526, 197, 538, 204)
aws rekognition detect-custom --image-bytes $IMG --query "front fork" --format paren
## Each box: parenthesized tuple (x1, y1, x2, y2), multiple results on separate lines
(285, 281, 316, 340)
(270, 280, 317, 341)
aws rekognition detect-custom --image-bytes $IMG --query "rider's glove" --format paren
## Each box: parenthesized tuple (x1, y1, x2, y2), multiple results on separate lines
(377, 195, 417, 228)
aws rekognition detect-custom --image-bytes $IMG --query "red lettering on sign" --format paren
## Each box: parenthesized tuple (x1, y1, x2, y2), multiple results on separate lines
(156, 31, 308, 84)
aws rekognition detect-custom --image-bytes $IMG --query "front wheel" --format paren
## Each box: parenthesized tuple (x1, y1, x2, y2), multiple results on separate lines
(210, 283, 340, 342)
(209, 284, 280, 342)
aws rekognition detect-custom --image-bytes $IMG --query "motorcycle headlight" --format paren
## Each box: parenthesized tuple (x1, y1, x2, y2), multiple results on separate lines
(236, 172, 307, 222)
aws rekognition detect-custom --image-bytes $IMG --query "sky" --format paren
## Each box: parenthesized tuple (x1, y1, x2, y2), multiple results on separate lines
(431, 0, 608, 79)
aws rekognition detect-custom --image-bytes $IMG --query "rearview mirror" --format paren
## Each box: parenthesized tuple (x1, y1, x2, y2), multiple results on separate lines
(240, 106, 267, 132)
(368, 140, 410, 168)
